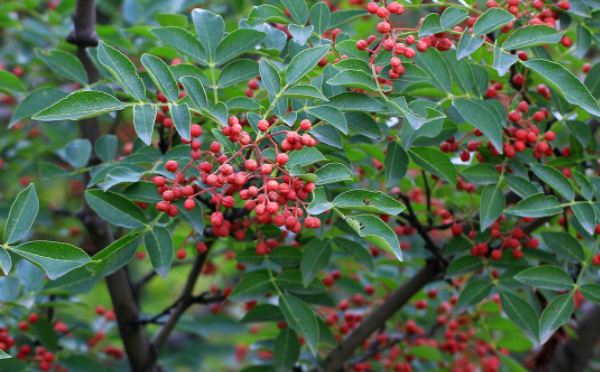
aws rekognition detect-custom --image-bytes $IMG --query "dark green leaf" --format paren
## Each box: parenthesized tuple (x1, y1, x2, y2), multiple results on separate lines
(35, 49, 87, 85)
(279, 294, 319, 355)
(345, 214, 402, 261)
(133, 104, 157, 146)
(144, 226, 173, 279)
(409, 147, 457, 186)
(274, 327, 300, 372)
(539, 292, 574, 344)
(473, 8, 515, 36)
(514, 266, 574, 290)
(33, 91, 128, 121)
(333, 190, 405, 215)
(286, 45, 331, 85)
(531, 164, 574, 201)
(141, 53, 179, 102)
(11, 241, 91, 280)
(65, 139, 92, 169)
(480, 184, 505, 232)
(4, 184, 39, 245)
(85, 189, 149, 228)
(150, 27, 208, 65)
(191, 9, 224, 59)
(499, 290, 540, 342)
(214, 29, 267, 65)
(505, 193, 562, 218)
(540, 231, 584, 263)
(502, 25, 563, 50)
(98, 41, 145, 101)
(281, 0, 309, 24)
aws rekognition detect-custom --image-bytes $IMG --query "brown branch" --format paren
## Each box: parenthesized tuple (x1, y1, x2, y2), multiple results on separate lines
(152, 250, 210, 351)
(312, 259, 443, 372)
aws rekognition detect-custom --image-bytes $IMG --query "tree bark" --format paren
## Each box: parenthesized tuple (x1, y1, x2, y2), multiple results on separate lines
(68, 1, 159, 371)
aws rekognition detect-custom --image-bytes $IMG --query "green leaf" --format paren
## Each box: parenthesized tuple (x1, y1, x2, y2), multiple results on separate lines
(283, 85, 327, 100)
(287, 147, 326, 168)
(95, 135, 118, 163)
(0, 349, 10, 360)
(10, 241, 91, 280)
(314, 163, 353, 185)
(307, 187, 333, 215)
(4, 184, 39, 245)
(300, 239, 332, 287)
(141, 54, 179, 102)
(473, 8, 515, 36)
(572, 202, 596, 235)
(461, 164, 500, 185)
(454, 98, 503, 153)
(65, 139, 92, 169)
(576, 24, 591, 59)
(540, 231, 584, 263)
(412, 49, 452, 92)
(522, 59, 600, 116)
(499, 290, 540, 342)
(58, 356, 109, 372)
(229, 272, 271, 302)
(241, 304, 284, 323)
(480, 184, 505, 232)
(329, 9, 368, 28)
(35, 49, 87, 85)
(33, 91, 128, 121)
(279, 294, 319, 355)
(249, 4, 290, 26)
(384, 142, 408, 187)
(180, 76, 209, 111)
(328, 92, 386, 112)
(289, 25, 314, 46)
(91, 233, 141, 278)
(144, 226, 173, 279)
(502, 25, 563, 50)
(0, 70, 26, 96)
(418, 13, 444, 37)
(457, 29, 485, 60)
(539, 292, 574, 344)
(274, 327, 300, 372)
(97, 41, 145, 101)
(345, 214, 402, 261)
(410, 345, 444, 362)
(281, 0, 309, 24)
(579, 284, 600, 305)
(334, 238, 374, 271)
(572, 170, 593, 200)
(531, 164, 574, 201)
(169, 103, 192, 141)
(409, 147, 457, 186)
(9, 87, 68, 127)
(307, 106, 347, 134)
(440, 7, 469, 29)
(505, 193, 562, 218)
(191, 9, 224, 60)
(493, 43, 519, 77)
(260, 59, 281, 96)
(310, 2, 331, 35)
(175, 199, 205, 235)
(515, 266, 574, 290)
(333, 190, 405, 215)
(327, 69, 378, 92)
(270, 246, 302, 268)
(218, 59, 259, 88)
(0, 246, 11, 275)
(286, 45, 331, 85)
(150, 27, 208, 65)
(446, 255, 483, 277)
(455, 279, 493, 311)
(85, 189, 149, 228)
(133, 104, 157, 146)
(214, 29, 267, 65)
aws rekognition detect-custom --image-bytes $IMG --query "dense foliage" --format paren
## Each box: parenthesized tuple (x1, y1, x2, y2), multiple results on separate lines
(2, 0, 600, 371)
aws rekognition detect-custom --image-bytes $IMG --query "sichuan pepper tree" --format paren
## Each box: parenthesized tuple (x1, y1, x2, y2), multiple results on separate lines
(2, 0, 600, 371)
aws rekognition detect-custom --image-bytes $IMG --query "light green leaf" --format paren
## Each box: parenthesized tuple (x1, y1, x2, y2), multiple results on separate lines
(214, 29, 267, 65)
(150, 27, 208, 65)
(4, 184, 39, 245)
(191, 9, 224, 59)
(505, 193, 562, 218)
(531, 164, 574, 201)
(286, 45, 331, 85)
(333, 190, 405, 215)
(289, 24, 314, 46)
(300, 239, 332, 286)
(540, 231, 584, 263)
(345, 214, 402, 261)
(11, 241, 91, 280)
(409, 147, 457, 186)
(141, 53, 180, 102)
(133, 104, 157, 146)
(473, 8, 515, 36)
(0, 247, 11, 275)
(440, 7, 469, 29)
(539, 292, 574, 344)
(248, 4, 290, 26)
(522, 59, 600, 116)
(85, 189, 149, 229)
(35, 49, 87, 85)
(418, 13, 444, 37)
(98, 41, 145, 101)
(493, 43, 519, 77)
(502, 25, 563, 50)
(33, 91, 128, 121)
(307, 187, 333, 215)
(281, 0, 309, 24)
(279, 295, 319, 355)
(144, 226, 173, 279)
(260, 59, 281, 96)
(457, 29, 485, 60)
(169, 103, 192, 141)
(515, 266, 574, 290)
(274, 327, 300, 372)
